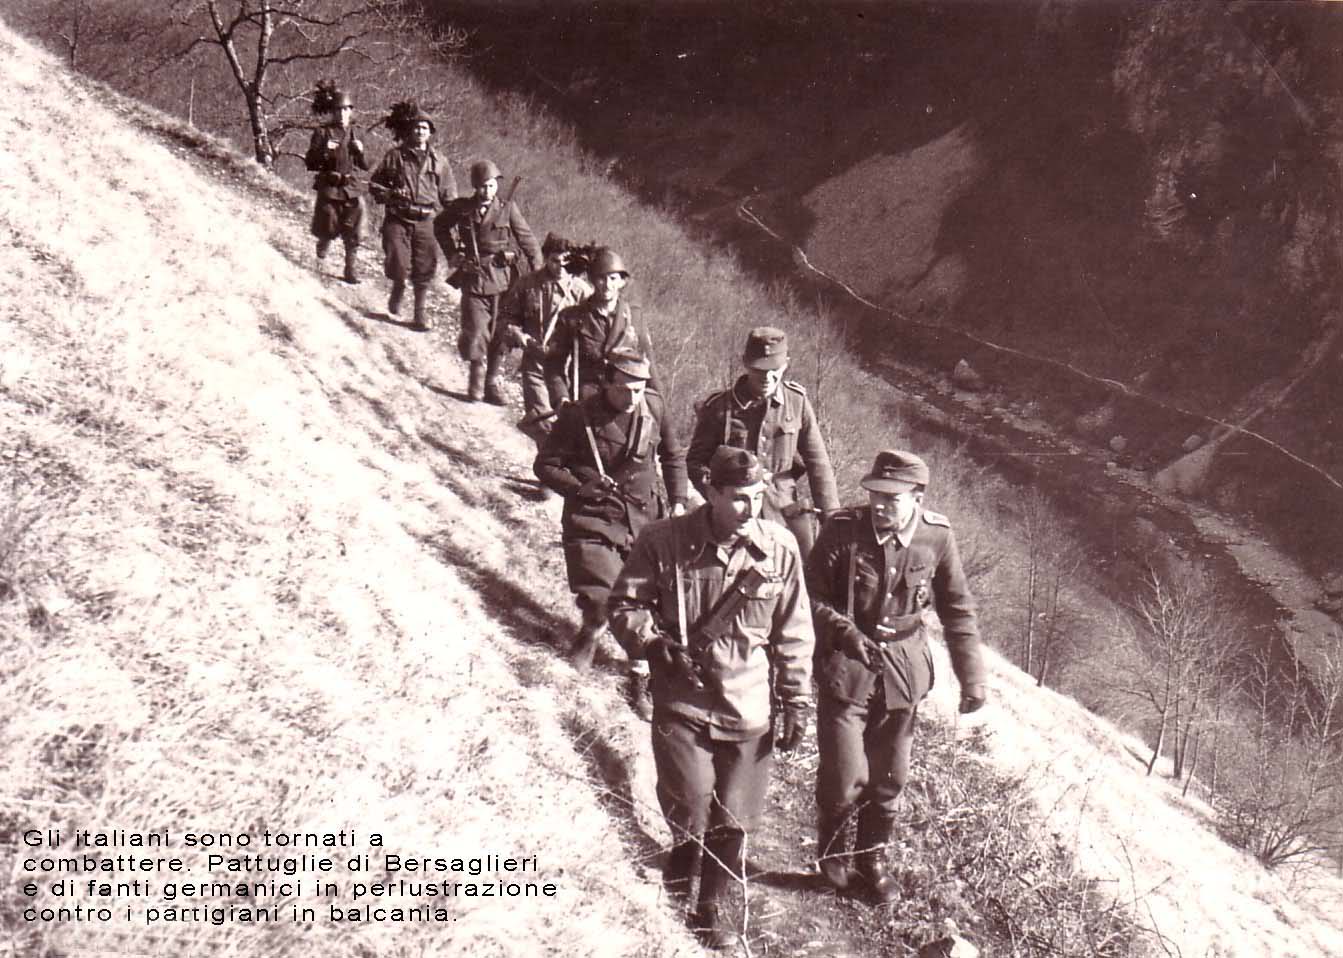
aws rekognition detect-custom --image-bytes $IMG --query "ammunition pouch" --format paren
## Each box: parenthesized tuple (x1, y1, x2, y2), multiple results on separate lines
(491, 249, 518, 268)
(393, 204, 435, 222)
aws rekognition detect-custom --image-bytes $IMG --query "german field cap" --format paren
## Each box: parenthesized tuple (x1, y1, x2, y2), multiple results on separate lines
(708, 446, 765, 487)
(860, 450, 929, 493)
(743, 326, 788, 370)
(606, 347, 652, 381)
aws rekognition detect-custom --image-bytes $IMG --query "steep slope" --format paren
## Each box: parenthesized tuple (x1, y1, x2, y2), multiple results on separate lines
(3, 18, 1343, 958)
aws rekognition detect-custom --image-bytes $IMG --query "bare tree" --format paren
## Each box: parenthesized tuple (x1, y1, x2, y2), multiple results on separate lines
(1107, 565, 1235, 778)
(18, 0, 158, 77)
(164, 0, 407, 165)
(1017, 488, 1084, 686)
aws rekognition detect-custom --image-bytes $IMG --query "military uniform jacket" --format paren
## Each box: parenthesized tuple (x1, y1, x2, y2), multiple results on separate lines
(609, 507, 815, 737)
(436, 195, 543, 295)
(369, 145, 456, 222)
(533, 391, 688, 549)
(500, 268, 593, 348)
(304, 124, 368, 201)
(808, 506, 986, 709)
(688, 376, 840, 517)
(543, 295, 664, 402)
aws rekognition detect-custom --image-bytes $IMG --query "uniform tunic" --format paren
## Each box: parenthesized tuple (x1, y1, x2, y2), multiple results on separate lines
(369, 145, 456, 284)
(807, 505, 986, 815)
(688, 376, 839, 553)
(499, 268, 592, 422)
(533, 390, 688, 612)
(304, 123, 368, 244)
(543, 294, 664, 403)
(609, 507, 815, 834)
(435, 195, 543, 362)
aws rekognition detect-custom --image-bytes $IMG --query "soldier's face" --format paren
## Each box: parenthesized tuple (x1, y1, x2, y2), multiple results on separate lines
(744, 365, 784, 399)
(707, 481, 766, 534)
(410, 121, 431, 148)
(474, 178, 498, 203)
(604, 374, 647, 412)
(337, 104, 354, 128)
(869, 488, 922, 531)
(592, 271, 627, 305)
(544, 251, 567, 278)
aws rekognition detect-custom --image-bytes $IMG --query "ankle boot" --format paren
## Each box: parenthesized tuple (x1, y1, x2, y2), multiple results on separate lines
(816, 807, 859, 891)
(662, 840, 701, 909)
(855, 807, 899, 904)
(467, 360, 486, 402)
(387, 280, 406, 317)
(316, 239, 331, 261)
(568, 622, 603, 673)
(482, 347, 506, 405)
(696, 829, 746, 950)
(342, 244, 360, 284)
(412, 283, 431, 330)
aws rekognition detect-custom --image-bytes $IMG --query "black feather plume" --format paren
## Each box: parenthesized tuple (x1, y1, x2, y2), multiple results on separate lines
(383, 100, 421, 138)
(311, 79, 340, 116)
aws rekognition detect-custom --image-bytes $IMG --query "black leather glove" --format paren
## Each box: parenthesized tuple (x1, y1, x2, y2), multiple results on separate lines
(833, 624, 884, 673)
(578, 475, 617, 499)
(959, 683, 988, 714)
(645, 636, 699, 684)
(774, 703, 808, 752)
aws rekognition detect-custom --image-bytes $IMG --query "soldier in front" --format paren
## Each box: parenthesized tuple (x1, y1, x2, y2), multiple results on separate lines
(608, 446, 814, 950)
(368, 102, 457, 329)
(304, 81, 367, 284)
(687, 326, 839, 559)
(498, 233, 593, 442)
(437, 159, 543, 403)
(807, 450, 987, 903)
(533, 348, 687, 719)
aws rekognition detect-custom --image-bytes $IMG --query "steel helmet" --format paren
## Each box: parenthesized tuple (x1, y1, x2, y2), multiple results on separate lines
(588, 246, 629, 278)
(470, 159, 502, 186)
(335, 91, 354, 109)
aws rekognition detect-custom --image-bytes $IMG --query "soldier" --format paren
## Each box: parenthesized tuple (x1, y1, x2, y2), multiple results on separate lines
(688, 326, 839, 559)
(437, 159, 543, 403)
(533, 347, 688, 719)
(543, 247, 664, 404)
(498, 233, 593, 441)
(304, 81, 367, 284)
(807, 450, 987, 903)
(608, 446, 813, 950)
(368, 101, 457, 330)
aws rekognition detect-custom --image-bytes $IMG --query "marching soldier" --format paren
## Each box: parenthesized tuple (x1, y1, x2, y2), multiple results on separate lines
(533, 347, 688, 719)
(368, 102, 457, 330)
(688, 326, 839, 558)
(608, 446, 813, 950)
(437, 159, 543, 403)
(304, 81, 367, 284)
(808, 450, 987, 903)
(498, 233, 593, 441)
(543, 247, 664, 404)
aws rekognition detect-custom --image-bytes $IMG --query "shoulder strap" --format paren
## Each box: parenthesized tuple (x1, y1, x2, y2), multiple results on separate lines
(846, 542, 856, 619)
(580, 405, 607, 479)
(672, 518, 689, 647)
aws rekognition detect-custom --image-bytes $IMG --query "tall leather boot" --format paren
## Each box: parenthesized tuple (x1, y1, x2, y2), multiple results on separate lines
(467, 360, 486, 402)
(387, 279, 406, 317)
(342, 243, 360, 284)
(816, 806, 859, 891)
(412, 283, 432, 331)
(482, 346, 506, 406)
(568, 610, 605, 673)
(855, 807, 900, 904)
(696, 829, 746, 951)
(662, 839, 701, 911)
(316, 239, 331, 261)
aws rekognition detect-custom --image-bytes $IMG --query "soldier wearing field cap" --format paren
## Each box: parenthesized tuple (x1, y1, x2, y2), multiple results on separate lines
(807, 449, 987, 903)
(534, 346, 687, 719)
(608, 445, 814, 950)
(688, 326, 839, 559)
(437, 159, 543, 402)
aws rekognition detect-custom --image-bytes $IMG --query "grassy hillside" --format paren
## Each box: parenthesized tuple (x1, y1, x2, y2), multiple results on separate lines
(3, 8, 1343, 958)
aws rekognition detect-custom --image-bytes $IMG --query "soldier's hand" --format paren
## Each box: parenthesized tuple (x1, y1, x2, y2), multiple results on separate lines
(959, 683, 987, 714)
(351, 138, 364, 153)
(671, 501, 688, 517)
(834, 624, 878, 669)
(645, 636, 698, 682)
(774, 703, 808, 752)
(578, 476, 617, 499)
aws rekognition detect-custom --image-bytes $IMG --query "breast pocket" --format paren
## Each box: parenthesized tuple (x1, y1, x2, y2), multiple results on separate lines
(735, 575, 784, 632)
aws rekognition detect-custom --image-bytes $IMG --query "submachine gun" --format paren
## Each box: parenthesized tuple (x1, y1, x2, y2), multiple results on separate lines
(446, 175, 522, 289)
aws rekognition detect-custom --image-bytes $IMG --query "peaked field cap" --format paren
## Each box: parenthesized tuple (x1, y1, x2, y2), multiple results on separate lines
(860, 450, 930, 493)
(606, 347, 652, 381)
(708, 446, 765, 487)
(743, 326, 788, 369)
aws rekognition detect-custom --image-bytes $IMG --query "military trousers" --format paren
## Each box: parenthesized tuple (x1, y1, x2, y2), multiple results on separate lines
(652, 713, 773, 839)
(519, 348, 563, 422)
(816, 687, 918, 818)
(311, 196, 364, 245)
(381, 215, 438, 284)
(563, 537, 629, 617)
(458, 291, 503, 362)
